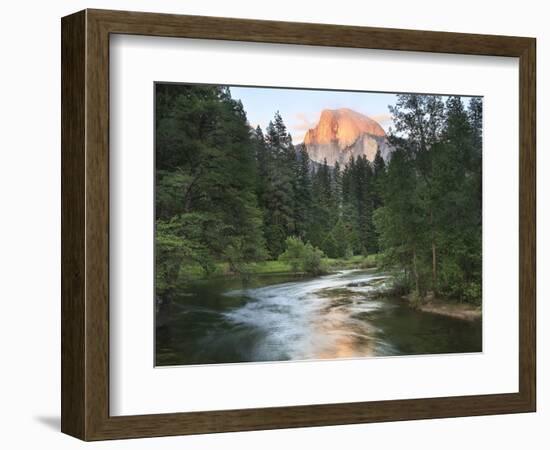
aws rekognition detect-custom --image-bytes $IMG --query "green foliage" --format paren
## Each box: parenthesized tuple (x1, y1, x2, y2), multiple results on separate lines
(155, 85, 481, 306)
(294, 146, 313, 239)
(260, 112, 298, 257)
(155, 214, 216, 298)
(302, 245, 325, 275)
(155, 84, 267, 294)
(375, 94, 482, 304)
(278, 237, 326, 275)
(277, 236, 304, 272)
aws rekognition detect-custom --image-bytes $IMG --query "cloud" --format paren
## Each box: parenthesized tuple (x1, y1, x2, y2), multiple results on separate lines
(370, 113, 393, 126)
(293, 112, 318, 131)
(290, 112, 319, 143)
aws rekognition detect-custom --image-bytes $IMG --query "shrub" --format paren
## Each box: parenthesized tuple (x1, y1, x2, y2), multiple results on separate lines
(278, 236, 326, 275)
(277, 236, 304, 272)
(302, 243, 325, 275)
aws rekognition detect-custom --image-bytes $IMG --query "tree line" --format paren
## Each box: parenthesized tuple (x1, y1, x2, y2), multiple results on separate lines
(155, 83, 482, 304)
(252, 110, 385, 259)
(376, 95, 482, 303)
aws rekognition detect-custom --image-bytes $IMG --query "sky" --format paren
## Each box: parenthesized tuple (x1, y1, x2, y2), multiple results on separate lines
(230, 86, 399, 144)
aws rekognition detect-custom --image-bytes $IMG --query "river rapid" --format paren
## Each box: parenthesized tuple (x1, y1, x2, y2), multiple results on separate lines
(156, 269, 481, 366)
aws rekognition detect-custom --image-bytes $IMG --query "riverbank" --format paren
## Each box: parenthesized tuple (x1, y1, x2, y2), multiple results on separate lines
(179, 255, 380, 281)
(403, 293, 481, 321)
(250, 254, 378, 275)
(417, 300, 481, 321)
(373, 286, 481, 321)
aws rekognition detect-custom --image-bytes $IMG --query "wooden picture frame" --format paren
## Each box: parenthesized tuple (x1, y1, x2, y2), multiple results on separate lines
(61, 8, 536, 441)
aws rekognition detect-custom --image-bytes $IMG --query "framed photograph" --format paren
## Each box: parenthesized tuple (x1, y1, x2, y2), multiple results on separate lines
(61, 9, 536, 440)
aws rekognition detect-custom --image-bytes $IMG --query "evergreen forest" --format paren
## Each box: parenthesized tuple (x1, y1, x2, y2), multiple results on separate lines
(155, 84, 482, 305)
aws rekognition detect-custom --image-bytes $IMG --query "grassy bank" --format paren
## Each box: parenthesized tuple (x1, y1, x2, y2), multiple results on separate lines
(178, 254, 380, 281)
(323, 254, 379, 271)
(253, 254, 379, 274)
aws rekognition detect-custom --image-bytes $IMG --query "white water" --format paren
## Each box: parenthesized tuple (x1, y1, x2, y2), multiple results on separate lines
(223, 270, 393, 361)
(156, 269, 482, 365)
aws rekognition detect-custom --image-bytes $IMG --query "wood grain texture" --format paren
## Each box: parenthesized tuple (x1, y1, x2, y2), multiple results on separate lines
(61, 10, 86, 439)
(89, 8, 532, 56)
(61, 8, 537, 441)
(518, 38, 536, 409)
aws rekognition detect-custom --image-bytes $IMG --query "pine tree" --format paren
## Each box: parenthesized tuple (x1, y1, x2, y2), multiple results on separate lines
(468, 96, 483, 228)
(332, 161, 343, 213)
(431, 96, 481, 300)
(253, 125, 269, 204)
(263, 112, 297, 257)
(309, 159, 331, 253)
(468, 97, 483, 153)
(341, 157, 361, 254)
(372, 149, 386, 209)
(374, 147, 426, 293)
(355, 156, 376, 254)
(388, 94, 445, 289)
(294, 145, 312, 239)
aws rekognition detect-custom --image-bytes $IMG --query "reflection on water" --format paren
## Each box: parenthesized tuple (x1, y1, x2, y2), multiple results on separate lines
(155, 270, 482, 366)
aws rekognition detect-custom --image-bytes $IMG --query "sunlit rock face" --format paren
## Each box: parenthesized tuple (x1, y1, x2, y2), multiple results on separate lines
(303, 108, 392, 166)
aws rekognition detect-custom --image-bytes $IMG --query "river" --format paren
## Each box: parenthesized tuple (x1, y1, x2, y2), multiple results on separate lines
(155, 269, 481, 366)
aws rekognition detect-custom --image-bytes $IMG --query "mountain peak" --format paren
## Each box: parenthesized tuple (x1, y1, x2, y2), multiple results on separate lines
(303, 108, 390, 166)
(304, 108, 386, 150)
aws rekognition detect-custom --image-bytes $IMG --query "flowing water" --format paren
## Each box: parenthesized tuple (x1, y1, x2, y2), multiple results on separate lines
(155, 269, 481, 366)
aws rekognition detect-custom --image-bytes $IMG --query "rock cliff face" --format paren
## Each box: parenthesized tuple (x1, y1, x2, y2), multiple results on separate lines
(303, 108, 391, 166)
